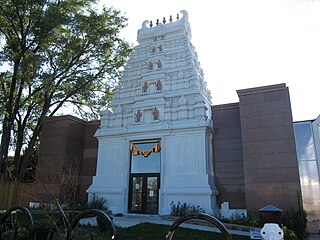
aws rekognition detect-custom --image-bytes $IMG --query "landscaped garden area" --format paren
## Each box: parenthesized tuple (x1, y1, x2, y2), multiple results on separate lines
(0, 213, 249, 240)
(0, 204, 307, 240)
(69, 223, 249, 240)
(0, 197, 307, 240)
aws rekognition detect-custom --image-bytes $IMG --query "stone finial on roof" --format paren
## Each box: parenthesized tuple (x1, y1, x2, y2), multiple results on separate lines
(138, 10, 190, 41)
(141, 20, 149, 29)
(141, 10, 189, 29)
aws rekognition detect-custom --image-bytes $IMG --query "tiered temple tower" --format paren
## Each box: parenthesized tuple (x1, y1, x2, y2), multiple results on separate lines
(87, 10, 217, 215)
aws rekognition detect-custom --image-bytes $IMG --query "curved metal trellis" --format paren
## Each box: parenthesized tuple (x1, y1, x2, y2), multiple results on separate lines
(65, 209, 117, 240)
(0, 205, 36, 240)
(1, 206, 234, 240)
(165, 213, 233, 240)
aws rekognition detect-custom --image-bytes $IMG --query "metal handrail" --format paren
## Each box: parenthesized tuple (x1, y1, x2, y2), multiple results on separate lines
(0, 205, 36, 240)
(65, 209, 117, 240)
(165, 213, 233, 240)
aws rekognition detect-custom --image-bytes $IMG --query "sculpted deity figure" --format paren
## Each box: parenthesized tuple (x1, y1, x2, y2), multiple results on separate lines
(148, 61, 153, 70)
(135, 110, 142, 122)
(156, 60, 162, 68)
(152, 107, 160, 120)
(155, 79, 162, 91)
(142, 81, 148, 92)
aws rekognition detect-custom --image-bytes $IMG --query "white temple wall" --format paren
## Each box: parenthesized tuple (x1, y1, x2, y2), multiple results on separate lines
(88, 127, 216, 215)
(88, 10, 217, 215)
(164, 132, 206, 175)
(160, 128, 217, 215)
(87, 138, 130, 214)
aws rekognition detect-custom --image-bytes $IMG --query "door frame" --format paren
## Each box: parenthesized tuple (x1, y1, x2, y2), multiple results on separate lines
(128, 173, 160, 214)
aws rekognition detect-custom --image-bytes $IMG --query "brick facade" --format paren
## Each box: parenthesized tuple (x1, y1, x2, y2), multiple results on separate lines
(38, 83, 302, 213)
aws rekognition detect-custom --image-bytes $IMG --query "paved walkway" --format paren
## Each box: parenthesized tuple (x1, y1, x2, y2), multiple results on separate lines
(309, 234, 320, 240)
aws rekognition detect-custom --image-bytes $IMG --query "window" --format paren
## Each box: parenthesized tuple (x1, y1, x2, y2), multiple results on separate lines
(130, 141, 161, 173)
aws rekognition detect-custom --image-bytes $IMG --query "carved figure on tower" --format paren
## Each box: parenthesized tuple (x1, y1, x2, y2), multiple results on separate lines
(156, 60, 162, 68)
(152, 107, 160, 120)
(148, 61, 153, 70)
(135, 109, 142, 122)
(142, 81, 148, 92)
(155, 79, 162, 91)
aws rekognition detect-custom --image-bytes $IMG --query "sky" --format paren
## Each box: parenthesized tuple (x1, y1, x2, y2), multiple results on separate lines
(99, 0, 320, 122)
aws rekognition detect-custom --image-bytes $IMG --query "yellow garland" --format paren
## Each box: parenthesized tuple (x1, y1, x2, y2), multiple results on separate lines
(131, 141, 161, 157)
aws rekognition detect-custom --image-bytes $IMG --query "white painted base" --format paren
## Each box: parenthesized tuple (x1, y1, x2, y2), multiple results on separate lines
(87, 125, 217, 215)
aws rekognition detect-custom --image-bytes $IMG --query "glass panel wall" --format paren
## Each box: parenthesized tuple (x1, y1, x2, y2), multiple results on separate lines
(294, 122, 320, 219)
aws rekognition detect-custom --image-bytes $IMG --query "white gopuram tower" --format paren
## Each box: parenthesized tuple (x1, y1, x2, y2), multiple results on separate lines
(87, 10, 217, 215)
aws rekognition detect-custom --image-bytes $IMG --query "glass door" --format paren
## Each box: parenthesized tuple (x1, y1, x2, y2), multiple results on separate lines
(146, 176, 159, 214)
(130, 176, 143, 213)
(129, 174, 159, 214)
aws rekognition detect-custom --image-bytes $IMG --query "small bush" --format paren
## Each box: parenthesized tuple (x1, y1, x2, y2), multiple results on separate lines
(220, 213, 251, 226)
(170, 201, 205, 216)
(86, 193, 108, 210)
(282, 208, 307, 239)
(282, 225, 298, 240)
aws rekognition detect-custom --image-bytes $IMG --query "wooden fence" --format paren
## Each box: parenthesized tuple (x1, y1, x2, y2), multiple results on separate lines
(0, 182, 31, 210)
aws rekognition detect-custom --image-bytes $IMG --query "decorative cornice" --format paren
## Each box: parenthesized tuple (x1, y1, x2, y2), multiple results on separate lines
(212, 102, 239, 111)
(236, 83, 287, 97)
(43, 115, 100, 126)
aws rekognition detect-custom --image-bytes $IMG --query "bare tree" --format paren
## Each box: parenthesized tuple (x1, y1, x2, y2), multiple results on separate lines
(22, 157, 81, 238)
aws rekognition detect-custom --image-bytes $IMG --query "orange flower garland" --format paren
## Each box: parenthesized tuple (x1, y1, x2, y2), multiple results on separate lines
(131, 141, 161, 157)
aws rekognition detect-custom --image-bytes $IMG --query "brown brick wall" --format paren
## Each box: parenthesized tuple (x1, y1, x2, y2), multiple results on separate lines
(37, 115, 99, 203)
(212, 103, 246, 209)
(237, 83, 301, 213)
(79, 120, 100, 199)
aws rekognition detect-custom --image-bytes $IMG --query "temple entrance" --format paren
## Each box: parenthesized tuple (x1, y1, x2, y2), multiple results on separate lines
(128, 140, 161, 214)
(128, 173, 160, 214)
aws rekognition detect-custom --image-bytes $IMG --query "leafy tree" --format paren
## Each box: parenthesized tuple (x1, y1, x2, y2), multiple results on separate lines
(0, 0, 132, 181)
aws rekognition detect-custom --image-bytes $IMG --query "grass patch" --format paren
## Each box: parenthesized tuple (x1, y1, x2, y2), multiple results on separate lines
(71, 223, 249, 240)
(1, 212, 249, 240)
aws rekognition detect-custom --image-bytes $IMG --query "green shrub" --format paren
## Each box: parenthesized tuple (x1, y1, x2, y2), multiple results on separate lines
(87, 194, 108, 211)
(170, 201, 205, 216)
(220, 213, 251, 226)
(1, 226, 29, 239)
(282, 208, 307, 239)
(282, 225, 298, 240)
